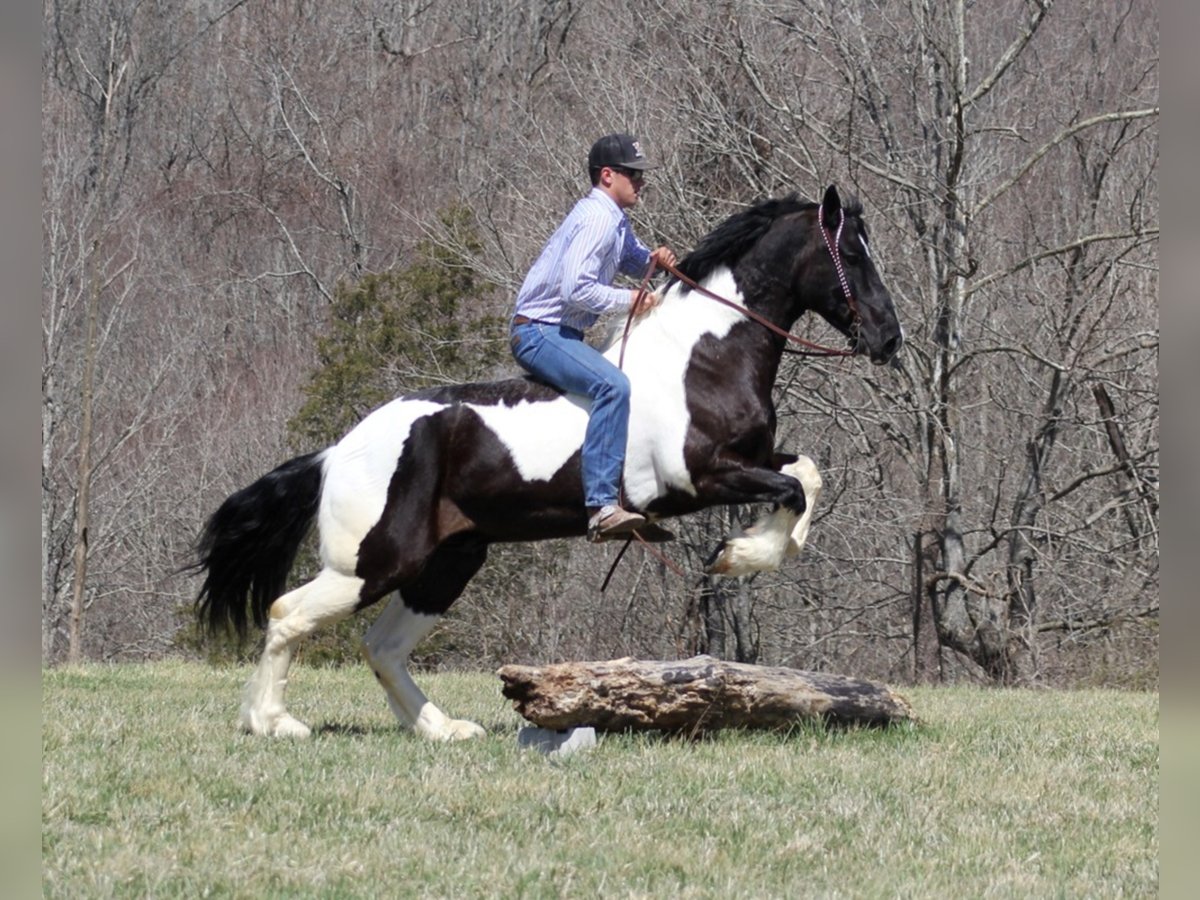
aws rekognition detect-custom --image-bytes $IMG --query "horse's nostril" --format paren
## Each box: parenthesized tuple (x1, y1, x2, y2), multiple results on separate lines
(876, 333, 903, 363)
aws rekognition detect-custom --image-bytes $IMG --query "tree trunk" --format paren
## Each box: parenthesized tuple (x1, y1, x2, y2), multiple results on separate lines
(497, 656, 915, 732)
(68, 29, 125, 664)
(68, 280, 98, 664)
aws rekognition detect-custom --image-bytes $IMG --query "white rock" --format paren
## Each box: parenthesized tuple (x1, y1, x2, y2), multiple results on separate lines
(516, 725, 597, 758)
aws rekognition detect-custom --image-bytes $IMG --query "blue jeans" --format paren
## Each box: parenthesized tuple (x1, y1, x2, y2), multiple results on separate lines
(510, 321, 631, 509)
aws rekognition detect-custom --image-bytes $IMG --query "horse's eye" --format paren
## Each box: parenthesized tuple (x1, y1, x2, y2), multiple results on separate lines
(842, 231, 870, 264)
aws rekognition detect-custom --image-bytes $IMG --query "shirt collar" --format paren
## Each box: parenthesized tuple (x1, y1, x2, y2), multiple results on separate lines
(588, 187, 626, 222)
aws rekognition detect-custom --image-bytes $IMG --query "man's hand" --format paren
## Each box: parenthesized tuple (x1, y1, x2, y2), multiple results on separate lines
(629, 247, 676, 316)
(630, 288, 661, 317)
(650, 246, 677, 269)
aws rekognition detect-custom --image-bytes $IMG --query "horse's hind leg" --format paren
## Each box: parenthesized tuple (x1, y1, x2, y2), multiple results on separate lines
(362, 537, 488, 741)
(241, 567, 364, 738)
(363, 601, 486, 742)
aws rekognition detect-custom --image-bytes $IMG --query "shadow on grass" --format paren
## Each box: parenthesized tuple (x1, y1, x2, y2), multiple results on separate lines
(312, 719, 526, 739)
(313, 721, 402, 738)
(307, 717, 921, 747)
(585, 715, 926, 747)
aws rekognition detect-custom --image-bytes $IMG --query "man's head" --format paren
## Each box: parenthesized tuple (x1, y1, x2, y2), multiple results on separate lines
(588, 133, 657, 208)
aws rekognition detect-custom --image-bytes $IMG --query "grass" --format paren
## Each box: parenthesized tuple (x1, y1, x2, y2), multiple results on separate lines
(43, 661, 1158, 898)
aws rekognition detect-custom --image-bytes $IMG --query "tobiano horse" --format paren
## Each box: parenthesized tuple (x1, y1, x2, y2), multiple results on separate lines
(194, 185, 903, 741)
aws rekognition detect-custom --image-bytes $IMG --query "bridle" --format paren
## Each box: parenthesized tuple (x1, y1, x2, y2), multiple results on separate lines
(619, 206, 863, 368)
(818, 205, 862, 329)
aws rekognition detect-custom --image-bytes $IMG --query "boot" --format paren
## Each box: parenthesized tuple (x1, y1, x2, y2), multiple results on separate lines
(587, 505, 647, 542)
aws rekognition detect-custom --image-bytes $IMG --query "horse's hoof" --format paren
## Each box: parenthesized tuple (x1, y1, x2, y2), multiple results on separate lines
(272, 715, 313, 739)
(443, 719, 486, 741)
(706, 535, 783, 577)
(237, 710, 266, 736)
(421, 718, 486, 742)
(706, 554, 732, 576)
(240, 710, 312, 738)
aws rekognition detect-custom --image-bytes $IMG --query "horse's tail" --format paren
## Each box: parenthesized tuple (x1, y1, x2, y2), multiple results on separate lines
(193, 449, 329, 639)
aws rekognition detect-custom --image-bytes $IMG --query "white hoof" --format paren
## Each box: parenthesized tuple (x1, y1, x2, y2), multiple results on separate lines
(417, 717, 486, 742)
(239, 708, 312, 739)
(272, 715, 313, 739)
(444, 719, 487, 741)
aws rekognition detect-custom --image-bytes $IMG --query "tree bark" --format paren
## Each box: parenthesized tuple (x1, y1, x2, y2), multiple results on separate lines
(497, 656, 915, 733)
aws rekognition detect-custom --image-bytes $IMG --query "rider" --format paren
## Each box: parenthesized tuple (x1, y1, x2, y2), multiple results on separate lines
(510, 133, 676, 542)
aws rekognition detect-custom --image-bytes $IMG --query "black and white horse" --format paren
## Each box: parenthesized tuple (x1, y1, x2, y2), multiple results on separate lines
(194, 185, 903, 740)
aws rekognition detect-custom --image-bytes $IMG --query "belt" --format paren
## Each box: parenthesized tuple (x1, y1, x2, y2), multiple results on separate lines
(512, 314, 555, 327)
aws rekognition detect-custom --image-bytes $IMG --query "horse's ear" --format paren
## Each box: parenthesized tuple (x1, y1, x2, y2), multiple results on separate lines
(821, 184, 842, 222)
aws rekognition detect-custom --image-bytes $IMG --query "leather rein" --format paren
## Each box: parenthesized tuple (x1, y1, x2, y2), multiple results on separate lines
(619, 206, 862, 368)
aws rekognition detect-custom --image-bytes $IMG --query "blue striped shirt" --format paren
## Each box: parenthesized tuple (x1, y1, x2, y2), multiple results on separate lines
(513, 188, 652, 332)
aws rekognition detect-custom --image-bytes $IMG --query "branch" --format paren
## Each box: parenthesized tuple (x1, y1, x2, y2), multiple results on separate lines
(246, 194, 334, 303)
(1047, 449, 1158, 504)
(972, 108, 1159, 215)
(273, 66, 364, 272)
(274, 68, 338, 191)
(964, 227, 1158, 299)
(732, 21, 923, 197)
(963, 1, 1053, 110)
(375, 26, 470, 59)
(924, 570, 1002, 600)
(1035, 603, 1158, 634)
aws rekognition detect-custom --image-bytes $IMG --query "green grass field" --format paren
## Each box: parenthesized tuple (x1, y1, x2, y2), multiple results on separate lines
(43, 661, 1157, 898)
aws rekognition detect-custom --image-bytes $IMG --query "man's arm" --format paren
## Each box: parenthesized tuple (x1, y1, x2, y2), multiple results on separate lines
(560, 214, 638, 315)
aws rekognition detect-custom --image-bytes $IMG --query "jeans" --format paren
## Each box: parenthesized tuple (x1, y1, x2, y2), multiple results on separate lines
(510, 321, 631, 509)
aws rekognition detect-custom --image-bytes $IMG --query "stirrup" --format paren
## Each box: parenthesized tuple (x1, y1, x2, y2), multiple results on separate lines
(632, 522, 675, 543)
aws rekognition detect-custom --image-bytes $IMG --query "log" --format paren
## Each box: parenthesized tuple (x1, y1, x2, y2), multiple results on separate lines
(496, 655, 915, 733)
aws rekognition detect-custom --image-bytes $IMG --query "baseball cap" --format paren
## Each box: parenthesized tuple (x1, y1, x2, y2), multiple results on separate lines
(587, 133, 658, 172)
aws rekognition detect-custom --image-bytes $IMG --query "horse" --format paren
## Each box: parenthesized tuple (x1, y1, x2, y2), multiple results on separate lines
(193, 184, 903, 741)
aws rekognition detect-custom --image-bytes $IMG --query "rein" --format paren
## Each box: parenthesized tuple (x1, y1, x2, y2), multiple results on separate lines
(619, 208, 861, 367)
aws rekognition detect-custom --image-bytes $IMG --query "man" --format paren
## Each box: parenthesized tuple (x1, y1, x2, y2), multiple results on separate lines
(510, 133, 676, 542)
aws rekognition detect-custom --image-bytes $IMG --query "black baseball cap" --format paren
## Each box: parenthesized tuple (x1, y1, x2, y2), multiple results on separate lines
(588, 133, 658, 172)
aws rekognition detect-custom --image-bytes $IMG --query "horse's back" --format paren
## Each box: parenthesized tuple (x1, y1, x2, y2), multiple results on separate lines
(407, 375, 562, 406)
(317, 376, 590, 561)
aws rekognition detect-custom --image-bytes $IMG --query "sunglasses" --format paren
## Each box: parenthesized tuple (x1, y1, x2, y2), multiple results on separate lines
(612, 166, 645, 184)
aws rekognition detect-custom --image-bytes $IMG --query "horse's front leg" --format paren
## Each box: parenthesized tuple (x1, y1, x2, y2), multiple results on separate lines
(699, 456, 823, 576)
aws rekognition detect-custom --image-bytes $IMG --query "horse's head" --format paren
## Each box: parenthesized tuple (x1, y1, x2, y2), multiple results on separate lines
(798, 185, 904, 365)
(672, 187, 903, 364)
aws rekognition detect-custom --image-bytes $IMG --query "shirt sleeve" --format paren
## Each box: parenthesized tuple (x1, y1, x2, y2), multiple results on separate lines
(618, 223, 652, 278)
(559, 211, 635, 315)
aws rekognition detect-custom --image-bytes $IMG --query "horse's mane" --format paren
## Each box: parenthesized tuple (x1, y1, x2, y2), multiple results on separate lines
(672, 193, 863, 288)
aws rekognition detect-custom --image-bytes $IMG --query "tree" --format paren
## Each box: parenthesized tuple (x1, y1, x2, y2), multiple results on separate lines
(289, 205, 507, 447)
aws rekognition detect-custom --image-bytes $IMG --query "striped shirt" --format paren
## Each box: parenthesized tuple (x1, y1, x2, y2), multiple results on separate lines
(513, 188, 652, 332)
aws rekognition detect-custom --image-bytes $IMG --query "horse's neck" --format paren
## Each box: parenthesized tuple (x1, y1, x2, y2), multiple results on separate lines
(605, 266, 785, 386)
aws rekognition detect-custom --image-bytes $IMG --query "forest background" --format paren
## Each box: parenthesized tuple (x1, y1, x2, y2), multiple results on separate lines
(41, 0, 1159, 688)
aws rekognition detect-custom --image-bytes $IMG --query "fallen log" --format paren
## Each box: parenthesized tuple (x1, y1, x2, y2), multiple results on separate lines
(497, 655, 915, 733)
